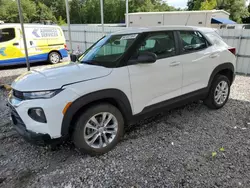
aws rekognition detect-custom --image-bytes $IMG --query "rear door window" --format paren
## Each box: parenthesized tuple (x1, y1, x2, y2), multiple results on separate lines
(0, 28, 15, 43)
(179, 31, 208, 53)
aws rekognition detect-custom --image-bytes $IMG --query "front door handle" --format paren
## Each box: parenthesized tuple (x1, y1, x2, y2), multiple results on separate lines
(13, 42, 19, 46)
(169, 61, 180, 67)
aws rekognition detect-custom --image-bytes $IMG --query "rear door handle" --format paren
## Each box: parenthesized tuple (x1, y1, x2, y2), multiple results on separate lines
(169, 61, 180, 67)
(209, 53, 219, 58)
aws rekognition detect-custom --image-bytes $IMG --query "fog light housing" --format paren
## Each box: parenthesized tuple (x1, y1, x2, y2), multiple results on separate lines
(28, 108, 47, 123)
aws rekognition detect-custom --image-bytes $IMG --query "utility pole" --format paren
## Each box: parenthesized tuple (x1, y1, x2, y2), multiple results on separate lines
(126, 0, 129, 27)
(65, 0, 73, 53)
(17, 0, 30, 71)
(100, 0, 104, 35)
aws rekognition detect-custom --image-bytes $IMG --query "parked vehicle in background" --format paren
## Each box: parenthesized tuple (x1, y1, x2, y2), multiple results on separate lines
(0, 24, 68, 66)
(9, 26, 236, 155)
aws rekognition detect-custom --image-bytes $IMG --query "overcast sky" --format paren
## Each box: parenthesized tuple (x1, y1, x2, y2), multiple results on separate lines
(166, 0, 250, 9)
(166, 0, 188, 8)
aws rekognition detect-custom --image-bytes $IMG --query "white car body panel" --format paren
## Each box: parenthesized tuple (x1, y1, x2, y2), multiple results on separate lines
(11, 63, 112, 91)
(181, 45, 220, 94)
(128, 56, 182, 114)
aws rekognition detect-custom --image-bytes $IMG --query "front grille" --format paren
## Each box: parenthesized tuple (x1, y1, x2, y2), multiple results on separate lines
(13, 90, 24, 100)
(9, 105, 26, 128)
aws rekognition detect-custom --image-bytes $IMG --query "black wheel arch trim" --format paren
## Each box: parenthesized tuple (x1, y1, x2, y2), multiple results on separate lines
(208, 63, 235, 88)
(61, 89, 133, 136)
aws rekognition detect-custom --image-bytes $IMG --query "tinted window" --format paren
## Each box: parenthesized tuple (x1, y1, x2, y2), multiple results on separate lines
(78, 33, 138, 67)
(179, 31, 208, 53)
(0, 28, 15, 43)
(139, 32, 176, 59)
(97, 38, 128, 56)
(243, 25, 250, 29)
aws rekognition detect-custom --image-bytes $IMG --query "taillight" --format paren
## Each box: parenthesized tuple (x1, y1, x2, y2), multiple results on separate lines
(228, 47, 236, 55)
(64, 44, 68, 50)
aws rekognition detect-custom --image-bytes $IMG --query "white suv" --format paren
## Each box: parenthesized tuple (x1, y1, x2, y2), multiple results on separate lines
(9, 26, 236, 155)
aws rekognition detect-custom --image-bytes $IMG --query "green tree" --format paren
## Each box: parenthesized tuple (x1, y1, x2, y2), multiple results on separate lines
(35, 2, 56, 22)
(70, 0, 84, 24)
(1, 0, 179, 24)
(57, 16, 66, 25)
(187, 0, 203, 10)
(200, 0, 217, 10)
(33, 0, 66, 21)
(187, 0, 249, 23)
(0, 0, 37, 23)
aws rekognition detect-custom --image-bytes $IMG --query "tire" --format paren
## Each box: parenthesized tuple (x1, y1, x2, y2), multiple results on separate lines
(48, 51, 61, 64)
(204, 74, 230, 109)
(73, 103, 124, 156)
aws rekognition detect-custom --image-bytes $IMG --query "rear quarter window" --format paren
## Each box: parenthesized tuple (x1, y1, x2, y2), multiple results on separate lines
(205, 33, 228, 48)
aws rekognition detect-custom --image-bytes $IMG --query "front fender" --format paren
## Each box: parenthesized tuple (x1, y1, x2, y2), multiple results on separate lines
(61, 89, 133, 136)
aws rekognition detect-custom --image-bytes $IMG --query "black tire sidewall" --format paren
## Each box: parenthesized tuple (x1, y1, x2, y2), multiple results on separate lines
(49, 52, 60, 64)
(73, 103, 124, 156)
(208, 75, 231, 109)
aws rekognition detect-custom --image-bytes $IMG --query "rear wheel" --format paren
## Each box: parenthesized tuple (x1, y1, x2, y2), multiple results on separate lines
(73, 103, 124, 156)
(48, 52, 61, 64)
(204, 74, 230, 109)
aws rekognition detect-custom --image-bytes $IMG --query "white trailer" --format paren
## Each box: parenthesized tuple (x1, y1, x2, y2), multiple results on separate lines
(126, 10, 235, 28)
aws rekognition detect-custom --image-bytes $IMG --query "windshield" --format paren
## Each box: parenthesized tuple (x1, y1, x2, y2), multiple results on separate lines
(78, 33, 139, 67)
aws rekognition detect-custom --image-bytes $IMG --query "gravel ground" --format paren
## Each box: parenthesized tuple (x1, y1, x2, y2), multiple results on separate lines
(0, 57, 69, 85)
(0, 66, 250, 187)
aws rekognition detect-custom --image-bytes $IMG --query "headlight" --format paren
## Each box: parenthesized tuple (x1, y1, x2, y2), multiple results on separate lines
(13, 89, 63, 100)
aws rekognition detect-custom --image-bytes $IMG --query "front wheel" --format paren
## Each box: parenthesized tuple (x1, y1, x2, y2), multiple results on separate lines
(204, 75, 231, 109)
(48, 52, 61, 64)
(73, 103, 124, 156)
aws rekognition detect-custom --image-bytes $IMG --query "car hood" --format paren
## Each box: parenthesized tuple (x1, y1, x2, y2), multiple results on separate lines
(11, 62, 112, 91)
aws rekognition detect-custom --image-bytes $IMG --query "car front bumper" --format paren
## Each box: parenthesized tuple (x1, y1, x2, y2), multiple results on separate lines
(9, 103, 54, 145)
(7, 87, 80, 139)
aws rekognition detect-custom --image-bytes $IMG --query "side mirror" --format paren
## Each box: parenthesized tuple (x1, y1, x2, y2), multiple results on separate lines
(70, 54, 82, 62)
(70, 54, 77, 62)
(137, 52, 157, 64)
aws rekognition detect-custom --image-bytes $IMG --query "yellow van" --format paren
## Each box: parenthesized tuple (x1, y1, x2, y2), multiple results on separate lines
(0, 24, 68, 66)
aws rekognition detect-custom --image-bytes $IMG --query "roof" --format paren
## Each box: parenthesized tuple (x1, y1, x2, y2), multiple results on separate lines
(111, 26, 216, 35)
(0, 23, 59, 29)
(211, 18, 236, 24)
(128, 10, 230, 16)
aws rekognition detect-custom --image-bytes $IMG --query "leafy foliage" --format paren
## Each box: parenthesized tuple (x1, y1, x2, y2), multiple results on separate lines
(187, 0, 249, 23)
(0, 0, 249, 24)
(200, 0, 217, 10)
(0, 0, 37, 23)
(0, 0, 177, 24)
